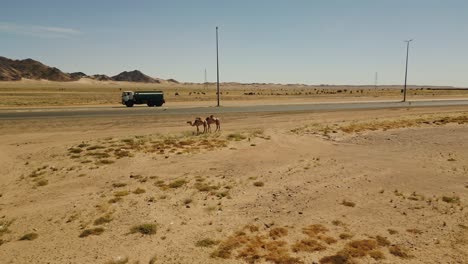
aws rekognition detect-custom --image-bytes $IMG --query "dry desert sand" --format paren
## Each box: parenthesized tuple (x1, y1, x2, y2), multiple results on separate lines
(0, 106, 467, 264)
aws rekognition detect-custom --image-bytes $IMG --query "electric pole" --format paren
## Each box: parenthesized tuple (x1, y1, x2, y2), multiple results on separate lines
(216, 26, 220, 107)
(403, 39, 413, 102)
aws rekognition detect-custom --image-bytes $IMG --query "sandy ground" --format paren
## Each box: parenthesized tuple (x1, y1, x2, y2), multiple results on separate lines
(0, 107, 467, 264)
(1, 79, 468, 107)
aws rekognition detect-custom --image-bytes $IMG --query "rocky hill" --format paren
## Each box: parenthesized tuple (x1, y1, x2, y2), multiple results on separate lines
(0, 56, 176, 83)
(111, 70, 161, 83)
(0, 57, 72, 81)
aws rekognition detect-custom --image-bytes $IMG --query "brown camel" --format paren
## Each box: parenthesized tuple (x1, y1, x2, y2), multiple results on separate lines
(187, 117, 207, 134)
(205, 115, 221, 132)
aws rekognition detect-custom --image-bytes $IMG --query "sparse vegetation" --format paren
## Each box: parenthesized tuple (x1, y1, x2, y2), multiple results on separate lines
(341, 200, 355, 207)
(168, 179, 187, 188)
(227, 133, 247, 141)
(130, 223, 157, 235)
(253, 181, 264, 187)
(104, 256, 129, 264)
(292, 239, 326, 252)
(36, 179, 48, 187)
(108, 197, 123, 203)
(389, 245, 412, 258)
(114, 190, 129, 197)
(79, 227, 104, 238)
(339, 233, 353, 240)
(442, 195, 460, 204)
(269, 227, 288, 240)
(112, 182, 127, 188)
(133, 188, 146, 194)
(196, 238, 218, 247)
(406, 228, 423, 235)
(19, 232, 38, 241)
(94, 214, 113, 225)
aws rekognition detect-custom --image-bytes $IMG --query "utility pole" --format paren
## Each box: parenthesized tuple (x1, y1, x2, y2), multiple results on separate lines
(403, 39, 413, 102)
(216, 26, 220, 107)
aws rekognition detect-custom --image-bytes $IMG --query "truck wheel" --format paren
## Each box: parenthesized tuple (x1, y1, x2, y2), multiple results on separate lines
(155, 103, 163, 107)
(125, 102, 134, 107)
(147, 103, 154, 107)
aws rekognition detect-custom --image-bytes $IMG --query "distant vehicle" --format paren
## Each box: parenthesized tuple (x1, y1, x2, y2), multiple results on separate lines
(121, 91, 165, 107)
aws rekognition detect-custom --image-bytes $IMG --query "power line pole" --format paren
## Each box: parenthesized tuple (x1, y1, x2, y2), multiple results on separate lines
(216, 26, 220, 107)
(403, 39, 413, 102)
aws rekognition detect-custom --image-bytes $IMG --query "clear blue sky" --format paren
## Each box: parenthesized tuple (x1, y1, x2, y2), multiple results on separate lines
(1, 0, 467, 86)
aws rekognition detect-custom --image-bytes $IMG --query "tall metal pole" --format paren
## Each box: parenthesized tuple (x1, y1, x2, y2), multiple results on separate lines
(403, 39, 413, 102)
(216, 26, 220, 107)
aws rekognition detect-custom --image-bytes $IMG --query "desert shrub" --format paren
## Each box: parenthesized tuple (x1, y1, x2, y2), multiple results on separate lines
(130, 223, 157, 235)
(196, 238, 218, 247)
(79, 227, 104, 238)
(19, 233, 38, 241)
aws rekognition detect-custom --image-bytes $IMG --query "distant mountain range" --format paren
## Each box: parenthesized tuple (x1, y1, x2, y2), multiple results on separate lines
(0, 56, 178, 83)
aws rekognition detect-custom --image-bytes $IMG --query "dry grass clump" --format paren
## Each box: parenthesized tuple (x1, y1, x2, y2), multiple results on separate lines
(194, 182, 220, 192)
(19, 232, 38, 241)
(196, 238, 219, 247)
(253, 181, 264, 187)
(318, 235, 338, 244)
(302, 224, 328, 237)
(94, 214, 113, 225)
(319, 254, 353, 264)
(341, 200, 355, 207)
(130, 223, 157, 235)
(97, 159, 115, 165)
(114, 190, 129, 197)
(291, 239, 326, 252)
(112, 182, 127, 188)
(108, 197, 122, 203)
(368, 250, 385, 260)
(133, 188, 146, 194)
(375, 235, 391, 246)
(104, 256, 129, 264)
(0, 219, 13, 237)
(406, 228, 423, 235)
(320, 238, 387, 263)
(331, 220, 346, 226)
(227, 133, 247, 141)
(339, 233, 353, 240)
(79, 227, 104, 238)
(269, 227, 288, 240)
(168, 179, 187, 188)
(343, 239, 378, 257)
(442, 195, 460, 204)
(293, 113, 468, 137)
(211, 229, 301, 264)
(389, 245, 412, 258)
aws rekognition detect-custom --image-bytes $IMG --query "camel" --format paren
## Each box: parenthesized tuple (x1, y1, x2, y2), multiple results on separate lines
(205, 115, 221, 132)
(187, 117, 207, 134)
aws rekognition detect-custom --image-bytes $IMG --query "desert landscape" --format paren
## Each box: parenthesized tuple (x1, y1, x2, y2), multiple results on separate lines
(0, 104, 467, 263)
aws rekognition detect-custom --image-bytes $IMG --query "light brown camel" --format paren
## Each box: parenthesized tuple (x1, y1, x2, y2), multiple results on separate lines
(187, 117, 207, 134)
(205, 115, 221, 132)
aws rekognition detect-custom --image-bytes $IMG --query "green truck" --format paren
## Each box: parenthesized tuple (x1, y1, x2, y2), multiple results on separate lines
(121, 91, 165, 107)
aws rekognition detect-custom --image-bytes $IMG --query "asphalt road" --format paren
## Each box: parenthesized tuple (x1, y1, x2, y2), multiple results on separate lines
(1, 99, 468, 120)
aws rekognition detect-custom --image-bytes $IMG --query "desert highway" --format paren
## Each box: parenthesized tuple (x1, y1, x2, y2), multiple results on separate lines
(1, 99, 468, 120)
